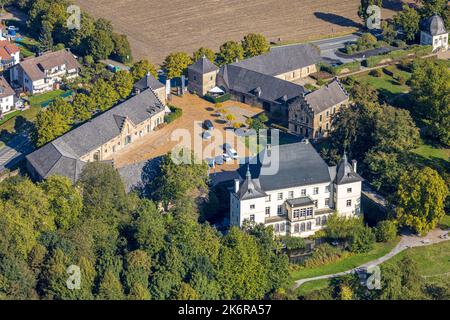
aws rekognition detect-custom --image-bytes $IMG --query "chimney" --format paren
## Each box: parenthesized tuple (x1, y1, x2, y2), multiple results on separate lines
(146, 71, 151, 89)
(352, 160, 357, 173)
(234, 179, 240, 193)
(235, 57, 239, 63)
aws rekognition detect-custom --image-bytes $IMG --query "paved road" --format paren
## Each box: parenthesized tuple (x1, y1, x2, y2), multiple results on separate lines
(311, 34, 361, 64)
(293, 228, 450, 289)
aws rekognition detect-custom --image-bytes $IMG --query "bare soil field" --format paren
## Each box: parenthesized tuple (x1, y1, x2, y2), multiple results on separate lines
(75, 0, 408, 64)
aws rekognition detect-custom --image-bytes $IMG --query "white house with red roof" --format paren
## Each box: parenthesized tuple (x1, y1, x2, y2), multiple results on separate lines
(0, 40, 20, 71)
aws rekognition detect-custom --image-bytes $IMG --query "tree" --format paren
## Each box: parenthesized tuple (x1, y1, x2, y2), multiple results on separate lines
(225, 113, 236, 126)
(98, 270, 125, 300)
(381, 21, 397, 44)
(216, 41, 244, 65)
(72, 93, 94, 122)
(39, 176, 83, 230)
(124, 250, 151, 293)
(242, 33, 270, 58)
(395, 167, 448, 235)
(34, 108, 71, 147)
(176, 283, 199, 300)
(111, 33, 132, 63)
(112, 70, 134, 100)
(130, 59, 158, 81)
(162, 52, 192, 79)
(375, 220, 398, 242)
(393, 5, 421, 41)
(192, 47, 215, 63)
(90, 78, 120, 111)
(417, 0, 448, 18)
(86, 29, 114, 61)
(410, 59, 450, 146)
(349, 225, 376, 253)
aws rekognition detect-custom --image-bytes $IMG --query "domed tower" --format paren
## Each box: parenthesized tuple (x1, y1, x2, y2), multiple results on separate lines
(420, 15, 448, 52)
(333, 153, 363, 217)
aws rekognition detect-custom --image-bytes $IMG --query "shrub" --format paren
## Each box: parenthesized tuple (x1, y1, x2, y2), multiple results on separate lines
(304, 244, 350, 268)
(396, 75, 406, 85)
(316, 79, 327, 86)
(164, 105, 182, 123)
(393, 40, 407, 48)
(375, 220, 397, 242)
(370, 69, 383, 77)
(281, 236, 306, 250)
(304, 83, 317, 91)
(203, 92, 231, 103)
(349, 226, 376, 253)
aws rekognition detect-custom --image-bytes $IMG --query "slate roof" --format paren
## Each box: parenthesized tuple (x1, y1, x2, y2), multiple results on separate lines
(219, 64, 307, 104)
(236, 142, 332, 195)
(304, 79, 349, 113)
(236, 166, 267, 200)
(231, 44, 320, 76)
(134, 73, 165, 91)
(286, 196, 315, 208)
(19, 49, 80, 81)
(335, 153, 362, 185)
(0, 76, 15, 98)
(421, 15, 447, 36)
(188, 56, 219, 74)
(26, 88, 164, 182)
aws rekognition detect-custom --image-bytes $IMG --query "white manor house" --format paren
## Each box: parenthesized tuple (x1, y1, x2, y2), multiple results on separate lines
(230, 141, 362, 237)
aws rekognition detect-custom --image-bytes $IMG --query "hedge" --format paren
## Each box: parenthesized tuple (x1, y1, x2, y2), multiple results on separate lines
(362, 45, 432, 68)
(164, 105, 183, 123)
(329, 61, 361, 75)
(203, 92, 231, 103)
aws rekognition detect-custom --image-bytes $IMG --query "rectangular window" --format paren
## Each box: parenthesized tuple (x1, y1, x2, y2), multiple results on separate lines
(316, 217, 321, 226)
(294, 224, 299, 233)
(265, 207, 270, 216)
(293, 209, 300, 219)
(277, 193, 283, 200)
(326, 185, 331, 193)
(347, 188, 352, 193)
(300, 208, 306, 217)
(280, 223, 285, 232)
(306, 207, 313, 216)
(301, 189, 306, 196)
(307, 222, 312, 231)
(265, 195, 271, 202)
(313, 187, 319, 195)
(314, 200, 318, 208)
(277, 205, 282, 215)
(325, 198, 330, 207)
(250, 204, 255, 210)
(249, 215, 255, 222)
(288, 191, 294, 199)
(347, 200, 352, 207)
(275, 224, 280, 232)
(319, 114, 322, 122)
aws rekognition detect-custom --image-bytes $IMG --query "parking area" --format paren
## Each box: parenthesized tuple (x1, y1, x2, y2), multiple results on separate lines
(112, 93, 264, 171)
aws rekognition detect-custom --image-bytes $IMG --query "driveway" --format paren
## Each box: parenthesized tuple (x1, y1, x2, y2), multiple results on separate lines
(311, 33, 361, 64)
(112, 93, 263, 171)
(293, 228, 450, 289)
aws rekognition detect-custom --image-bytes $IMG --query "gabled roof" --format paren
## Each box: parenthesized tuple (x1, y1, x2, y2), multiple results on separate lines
(236, 166, 267, 200)
(335, 153, 362, 185)
(134, 73, 165, 91)
(219, 64, 306, 104)
(0, 40, 19, 60)
(231, 44, 320, 76)
(26, 88, 164, 182)
(0, 76, 15, 99)
(237, 142, 332, 192)
(188, 56, 218, 74)
(19, 49, 80, 81)
(304, 79, 349, 113)
(421, 15, 447, 36)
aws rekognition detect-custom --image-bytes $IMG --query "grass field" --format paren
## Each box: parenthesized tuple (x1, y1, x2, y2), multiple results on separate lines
(75, 0, 409, 64)
(413, 143, 450, 162)
(28, 90, 67, 107)
(290, 238, 400, 281)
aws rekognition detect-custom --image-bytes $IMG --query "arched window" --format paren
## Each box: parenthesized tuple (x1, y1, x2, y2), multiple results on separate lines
(300, 223, 306, 232)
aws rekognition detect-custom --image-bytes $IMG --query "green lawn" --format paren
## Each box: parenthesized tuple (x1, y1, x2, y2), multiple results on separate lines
(355, 65, 411, 101)
(413, 143, 450, 162)
(382, 241, 450, 277)
(296, 279, 330, 296)
(290, 238, 400, 281)
(0, 106, 40, 134)
(28, 90, 66, 107)
(439, 215, 450, 230)
(0, 110, 20, 126)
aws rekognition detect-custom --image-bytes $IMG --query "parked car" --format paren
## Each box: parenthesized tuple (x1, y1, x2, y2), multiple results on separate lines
(203, 131, 212, 140)
(223, 143, 232, 151)
(227, 148, 238, 160)
(223, 153, 232, 162)
(214, 155, 224, 166)
(206, 158, 215, 168)
(203, 120, 214, 131)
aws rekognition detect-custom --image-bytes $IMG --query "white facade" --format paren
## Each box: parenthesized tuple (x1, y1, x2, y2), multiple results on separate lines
(0, 94, 14, 114)
(421, 31, 448, 51)
(230, 148, 362, 238)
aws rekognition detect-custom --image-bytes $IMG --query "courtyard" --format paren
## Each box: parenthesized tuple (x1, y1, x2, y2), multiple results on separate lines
(112, 93, 264, 171)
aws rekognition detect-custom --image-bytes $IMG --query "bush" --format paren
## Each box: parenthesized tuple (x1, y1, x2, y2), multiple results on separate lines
(316, 79, 327, 86)
(304, 244, 350, 268)
(281, 236, 306, 250)
(304, 83, 317, 91)
(396, 75, 406, 85)
(349, 226, 376, 253)
(203, 92, 231, 103)
(375, 220, 397, 242)
(370, 69, 383, 77)
(393, 40, 407, 48)
(164, 105, 182, 123)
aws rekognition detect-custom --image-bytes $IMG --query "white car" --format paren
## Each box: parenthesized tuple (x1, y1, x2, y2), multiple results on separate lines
(203, 131, 212, 140)
(223, 153, 232, 162)
(227, 148, 238, 160)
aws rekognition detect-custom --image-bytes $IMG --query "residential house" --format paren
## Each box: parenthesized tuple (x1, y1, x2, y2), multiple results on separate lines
(10, 49, 80, 94)
(420, 15, 448, 52)
(187, 56, 219, 96)
(0, 76, 15, 115)
(26, 88, 165, 182)
(230, 141, 362, 238)
(0, 40, 20, 71)
(288, 79, 349, 139)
